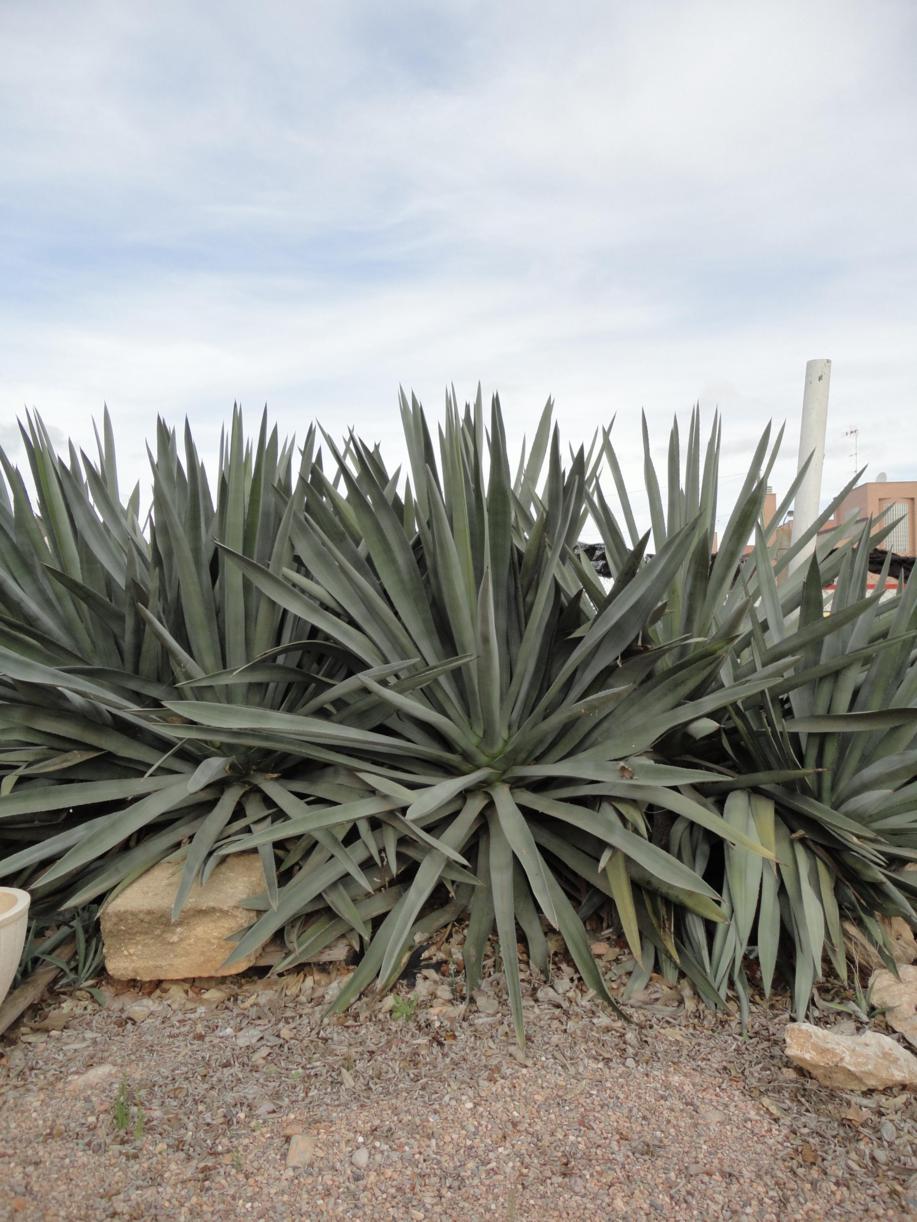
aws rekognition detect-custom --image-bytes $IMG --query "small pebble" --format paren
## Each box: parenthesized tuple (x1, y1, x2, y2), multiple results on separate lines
(536, 986, 565, 1008)
(473, 992, 499, 1015)
(286, 1134, 315, 1169)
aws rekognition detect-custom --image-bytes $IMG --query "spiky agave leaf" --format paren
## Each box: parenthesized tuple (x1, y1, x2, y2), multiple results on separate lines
(593, 413, 916, 1016)
(0, 408, 379, 939)
(206, 392, 818, 1044)
(699, 547, 917, 1013)
(2, 394, 914, 1041)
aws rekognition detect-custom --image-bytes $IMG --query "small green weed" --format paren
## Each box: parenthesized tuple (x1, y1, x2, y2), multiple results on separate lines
(391, 995, 418, 1021)
(112, 1080, 145, 1141)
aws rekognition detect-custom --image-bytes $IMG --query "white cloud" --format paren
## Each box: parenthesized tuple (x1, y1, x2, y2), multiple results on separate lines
(1, 0, 915, 529)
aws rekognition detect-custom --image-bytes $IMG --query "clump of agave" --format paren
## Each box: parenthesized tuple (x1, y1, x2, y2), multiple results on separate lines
(0, 393, 914, 1042)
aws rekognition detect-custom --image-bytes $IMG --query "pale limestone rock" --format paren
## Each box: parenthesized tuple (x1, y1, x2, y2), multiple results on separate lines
(64, 1063, 120, 1094)
(785, 1021, 917, 1091)
(844, 921, 884, 971)
(871, 965, 917, 1049)
(473, 990, 499, 1015)
(884, 918, 917, 965)
(843, 917, 917, 971)
(311, 935, 353, 963)
(101, 854, 265, 981)
(286, 1133, 315, 1168)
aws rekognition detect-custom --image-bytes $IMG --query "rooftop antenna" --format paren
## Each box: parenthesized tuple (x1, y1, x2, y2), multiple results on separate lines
(845, 426, 859, 476)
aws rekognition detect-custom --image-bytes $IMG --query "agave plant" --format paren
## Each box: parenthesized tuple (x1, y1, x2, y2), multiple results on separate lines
(0, 393, 913, 1045)
(701, 543, 917, 1015)
(593, 410, 917, 1017)
(0, 409, 376, 930)
(161, 391, 877, 1044)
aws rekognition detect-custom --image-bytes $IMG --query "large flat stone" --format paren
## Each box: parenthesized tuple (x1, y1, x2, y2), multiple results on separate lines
(101, 854, 266, 981)
(843, 916, 917, 971)
(785, 1021, 917, 1091)
(871, 965, 917, 1049)
(884, 917, 917, 965)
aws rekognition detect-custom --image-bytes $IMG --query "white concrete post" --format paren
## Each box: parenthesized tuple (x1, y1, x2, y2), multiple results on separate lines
(790, 358, 831, 572)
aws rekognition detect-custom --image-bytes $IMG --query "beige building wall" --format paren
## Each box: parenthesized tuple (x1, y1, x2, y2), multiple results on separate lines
(833, 481, 917, 555)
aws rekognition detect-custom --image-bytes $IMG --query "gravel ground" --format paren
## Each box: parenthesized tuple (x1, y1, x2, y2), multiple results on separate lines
(1, 942, 915, 1220)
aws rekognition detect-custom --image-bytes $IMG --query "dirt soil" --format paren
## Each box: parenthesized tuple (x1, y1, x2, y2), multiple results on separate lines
(1, 946, 915, 1221)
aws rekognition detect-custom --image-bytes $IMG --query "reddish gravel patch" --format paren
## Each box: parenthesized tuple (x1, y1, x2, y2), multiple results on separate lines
(1, 964, 914, 1220)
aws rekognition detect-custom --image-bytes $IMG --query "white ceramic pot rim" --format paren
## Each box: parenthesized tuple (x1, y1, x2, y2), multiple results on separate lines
(0, 887, 30, 929)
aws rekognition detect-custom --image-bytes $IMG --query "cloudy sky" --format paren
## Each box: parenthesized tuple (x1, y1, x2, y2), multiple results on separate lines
(1, 1, 915, 527)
